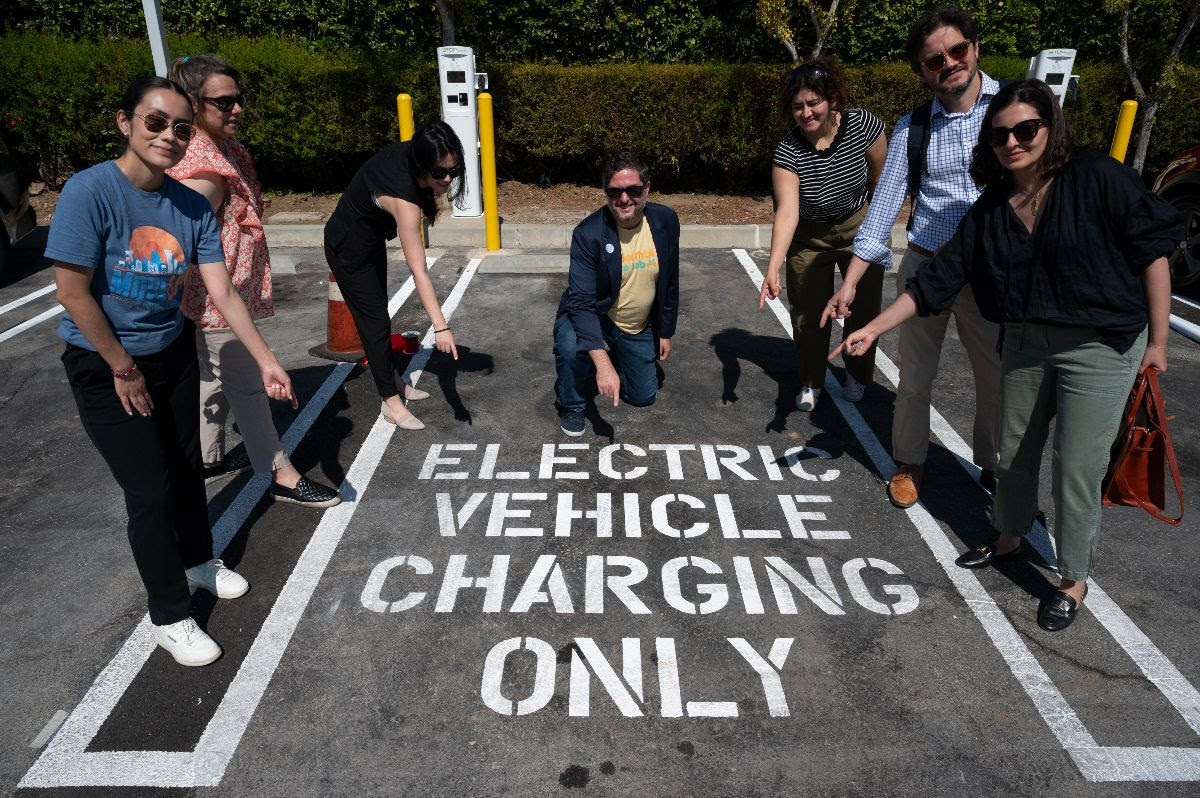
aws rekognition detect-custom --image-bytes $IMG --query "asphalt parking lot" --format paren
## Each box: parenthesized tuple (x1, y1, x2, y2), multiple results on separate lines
(1, 235, 1199, 797)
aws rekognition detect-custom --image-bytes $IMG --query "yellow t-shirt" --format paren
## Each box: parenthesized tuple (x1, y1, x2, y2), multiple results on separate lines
(607, 217, 659, 334)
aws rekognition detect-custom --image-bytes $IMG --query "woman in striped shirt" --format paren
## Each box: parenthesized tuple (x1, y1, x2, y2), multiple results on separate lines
(759, 57, 887, 411)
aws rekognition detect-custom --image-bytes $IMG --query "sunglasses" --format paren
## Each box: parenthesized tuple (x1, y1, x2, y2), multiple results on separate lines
(429, 164, 464, 180)
(133, 112, 193, 141)
(922, 40, 971, 72)
(786, 62, 829, 84)
(202, 94, 245, 113)
(604, 184, 645, 200)
(988, 118, 1049, 147)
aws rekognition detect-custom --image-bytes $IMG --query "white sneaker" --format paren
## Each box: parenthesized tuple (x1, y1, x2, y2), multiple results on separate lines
(843, 374, 866, 402)
(185, 558, 249, 599)
(153, 617, 222, 666)
(796, 386, 821, 412)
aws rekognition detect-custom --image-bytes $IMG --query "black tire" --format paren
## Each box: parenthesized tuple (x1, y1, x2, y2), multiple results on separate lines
(1166, 192, 1200, 289)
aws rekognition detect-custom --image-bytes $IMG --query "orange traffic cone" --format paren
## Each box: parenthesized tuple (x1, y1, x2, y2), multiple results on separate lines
(308, 271, 365, 362)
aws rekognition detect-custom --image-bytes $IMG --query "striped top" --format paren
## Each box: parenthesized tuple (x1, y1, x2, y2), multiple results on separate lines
(773, 107, 885, 223)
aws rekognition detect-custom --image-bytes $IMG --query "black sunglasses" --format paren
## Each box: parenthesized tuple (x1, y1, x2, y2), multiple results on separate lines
(133, 112, 193, 141)
(604, 184, 645, 200)
(988, 118, 1049, 147)
(429, 164, 465, 180)
(202, 94, 245, 113)
(786, 62, 829, 84)
(922, 40, 971, 72)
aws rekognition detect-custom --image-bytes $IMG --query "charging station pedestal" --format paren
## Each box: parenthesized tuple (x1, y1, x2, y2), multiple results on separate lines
(1027, 48, 1079, 108)
(436, 46, 487, 217)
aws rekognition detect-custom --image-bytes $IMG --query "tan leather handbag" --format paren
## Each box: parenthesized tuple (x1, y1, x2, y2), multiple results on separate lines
(1102, 367, 1184, 525)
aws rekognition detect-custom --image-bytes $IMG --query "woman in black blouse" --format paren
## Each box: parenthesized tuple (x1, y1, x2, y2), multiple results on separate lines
(324, 120, 465, 430)
(831, 80, 1181, 632)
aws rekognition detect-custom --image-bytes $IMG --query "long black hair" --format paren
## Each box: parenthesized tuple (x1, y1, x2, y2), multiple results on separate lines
(408, 120, 466, 223)
(969, 79, 1075, 192)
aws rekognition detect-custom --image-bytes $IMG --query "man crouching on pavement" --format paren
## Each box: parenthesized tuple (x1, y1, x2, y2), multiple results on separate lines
(552, 152, 680, 436)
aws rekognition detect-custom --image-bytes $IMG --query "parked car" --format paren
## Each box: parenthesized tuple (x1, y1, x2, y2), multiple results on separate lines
(0, 136, 38, 277)
(1152, 145, 1200, 289)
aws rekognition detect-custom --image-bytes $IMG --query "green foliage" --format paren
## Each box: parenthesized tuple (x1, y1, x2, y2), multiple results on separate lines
(2, 33, 1197, 193)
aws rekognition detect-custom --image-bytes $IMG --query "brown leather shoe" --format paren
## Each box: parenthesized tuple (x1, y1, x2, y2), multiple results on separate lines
(887, 464, 923, 508)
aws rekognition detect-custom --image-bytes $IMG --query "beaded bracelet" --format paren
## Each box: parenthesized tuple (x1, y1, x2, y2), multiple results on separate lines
(111, 364, 139, 381)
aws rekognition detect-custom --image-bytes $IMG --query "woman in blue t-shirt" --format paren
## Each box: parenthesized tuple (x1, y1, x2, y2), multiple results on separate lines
(49, 77, 296, 667)
(323, 120, 466, 430)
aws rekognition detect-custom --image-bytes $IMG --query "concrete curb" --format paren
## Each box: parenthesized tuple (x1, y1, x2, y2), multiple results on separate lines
(263, 220, 907, 252)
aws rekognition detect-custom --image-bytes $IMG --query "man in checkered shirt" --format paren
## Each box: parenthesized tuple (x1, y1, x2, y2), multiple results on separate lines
(824, 5, 1001, 509)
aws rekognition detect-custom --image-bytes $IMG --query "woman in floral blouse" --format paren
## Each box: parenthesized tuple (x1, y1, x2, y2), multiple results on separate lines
(167, 54, 339, 508)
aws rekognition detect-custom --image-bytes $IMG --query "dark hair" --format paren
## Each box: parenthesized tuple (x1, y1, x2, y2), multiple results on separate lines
(408, 120, 466, 223)
(905, 6, 979, 74)
(118, 76, 191, 121)
(969, 79, 1076, 192)
(168, 54, 244, 110)
(779, 55, 848, 119)
(602, 152, 649, 187)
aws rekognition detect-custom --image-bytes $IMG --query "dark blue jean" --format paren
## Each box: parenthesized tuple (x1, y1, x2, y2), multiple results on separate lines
(553, 315, 658, 413)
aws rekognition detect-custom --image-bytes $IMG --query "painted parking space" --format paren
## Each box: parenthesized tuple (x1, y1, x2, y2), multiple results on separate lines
(8, 248, 1200, 796)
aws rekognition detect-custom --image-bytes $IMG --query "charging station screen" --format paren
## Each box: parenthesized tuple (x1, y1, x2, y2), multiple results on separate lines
(1045, 73, 1065, 85)
(446, 70, 466, 84)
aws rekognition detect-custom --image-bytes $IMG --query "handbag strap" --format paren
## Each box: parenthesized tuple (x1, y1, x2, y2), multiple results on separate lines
(1142, 368, 1185, 526)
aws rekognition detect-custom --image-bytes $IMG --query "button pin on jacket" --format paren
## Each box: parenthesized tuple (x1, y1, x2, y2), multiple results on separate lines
(605, 243, 614, 253)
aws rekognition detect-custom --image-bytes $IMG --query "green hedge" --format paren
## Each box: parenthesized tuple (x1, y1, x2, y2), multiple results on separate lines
(2, 33, 1198, 193)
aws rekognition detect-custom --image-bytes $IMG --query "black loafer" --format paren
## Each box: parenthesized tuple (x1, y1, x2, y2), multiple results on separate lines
(954, 541, 1023, 569)
(1038, 587, 1086, 632)
(270, 477, 342, 509)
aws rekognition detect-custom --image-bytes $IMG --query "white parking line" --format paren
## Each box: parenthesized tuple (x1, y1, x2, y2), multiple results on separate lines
(733, 248, 1200, 782)
(0, 304, 64, 345)
(19, 259, 454, 789)
(0, 283, 55, 316)
(1172, 293, 1200, 312)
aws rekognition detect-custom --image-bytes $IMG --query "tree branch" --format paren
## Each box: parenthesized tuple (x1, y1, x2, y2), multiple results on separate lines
(1117, 3, 1146, 100)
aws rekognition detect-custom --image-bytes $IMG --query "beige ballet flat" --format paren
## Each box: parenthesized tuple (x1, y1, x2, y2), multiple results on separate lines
(402, 384, 430, 401)
(380, 401, 425, 430)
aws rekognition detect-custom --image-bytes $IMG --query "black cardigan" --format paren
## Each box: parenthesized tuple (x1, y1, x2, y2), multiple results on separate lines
(907, 149, 1184, 348)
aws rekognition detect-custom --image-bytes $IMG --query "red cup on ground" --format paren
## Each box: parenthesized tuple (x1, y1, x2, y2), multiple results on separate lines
(396, 330, 420, 354)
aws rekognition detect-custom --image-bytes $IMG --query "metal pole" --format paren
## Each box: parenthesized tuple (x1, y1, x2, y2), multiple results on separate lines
(1109, 100, 1138, 163)
(396, 94, 415, 141)
(141, 0, 170, 78)
(477, 92, 501, 251)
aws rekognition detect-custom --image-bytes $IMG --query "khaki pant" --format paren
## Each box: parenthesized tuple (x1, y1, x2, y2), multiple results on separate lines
(893, 249, 1001, 468)
(195, 326, 291, 475)
(786, 205, 883, 388)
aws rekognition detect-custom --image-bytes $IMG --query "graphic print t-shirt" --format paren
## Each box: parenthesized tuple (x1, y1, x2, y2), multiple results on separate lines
(607, 217, 659, 335)
(46, 160, 223, 355)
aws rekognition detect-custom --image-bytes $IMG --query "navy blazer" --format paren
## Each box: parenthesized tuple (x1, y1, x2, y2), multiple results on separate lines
(554, 201, 680, 351)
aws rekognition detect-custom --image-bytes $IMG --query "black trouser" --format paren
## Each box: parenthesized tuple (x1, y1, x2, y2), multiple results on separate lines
(62, 322, 213, 625)
(325, 241, 400, 399)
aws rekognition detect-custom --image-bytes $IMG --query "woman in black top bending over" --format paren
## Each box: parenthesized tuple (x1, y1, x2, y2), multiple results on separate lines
(831, 80, 1181, 632)
(324, 121, 466, 430)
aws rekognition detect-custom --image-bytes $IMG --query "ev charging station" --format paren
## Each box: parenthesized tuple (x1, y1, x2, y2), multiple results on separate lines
(436, 46, 488, 217)
(1027, 48, 1079, 107)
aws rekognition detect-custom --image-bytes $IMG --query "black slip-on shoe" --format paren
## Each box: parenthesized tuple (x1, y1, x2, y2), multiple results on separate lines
(1038, 587, 1086, 632)
(203, 451, 251, 485)
(954, 540, 1024, 569)
(270, 476, 342, 508)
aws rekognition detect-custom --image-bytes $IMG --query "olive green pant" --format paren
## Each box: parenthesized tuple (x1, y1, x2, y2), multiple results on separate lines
(785, 205, 883, 389)
(991, 323, 1146, 581)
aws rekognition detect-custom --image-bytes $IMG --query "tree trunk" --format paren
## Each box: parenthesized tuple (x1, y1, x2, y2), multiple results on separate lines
(1131, 100, 1158, 174)
(436, 0, 456, 46)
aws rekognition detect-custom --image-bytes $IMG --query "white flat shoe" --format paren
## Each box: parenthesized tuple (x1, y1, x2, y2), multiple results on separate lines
(796, 386, 821, 412)
(381, 401, 425, 430)
(401, 383, 430, 401)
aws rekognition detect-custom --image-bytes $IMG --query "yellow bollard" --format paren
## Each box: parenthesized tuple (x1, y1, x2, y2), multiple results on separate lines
(396, 94, 415, 141)
(1109, 100, 1138, 163)
(478, 92, 501, 251)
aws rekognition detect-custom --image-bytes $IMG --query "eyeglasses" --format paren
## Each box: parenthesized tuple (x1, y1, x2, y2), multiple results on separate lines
(988, 118, 1049, 147)
(786, 62, 829, 84)
(604, 184, 645, 200)
(133, 112, 193, 141)
(429, 165, 464, 180)
(202, 94, 245, 113)
(922, 40, 972, 72)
